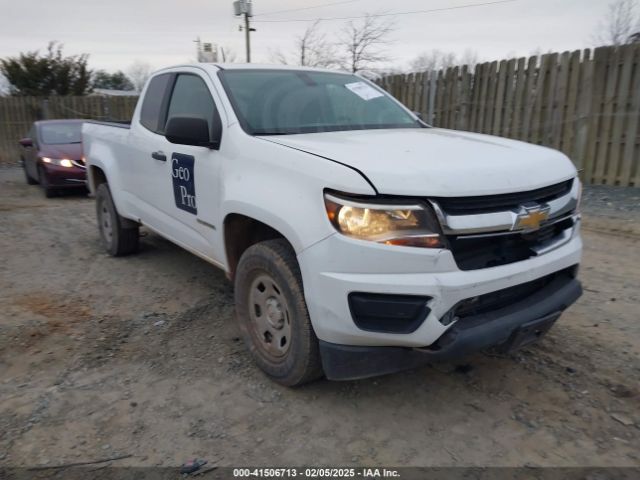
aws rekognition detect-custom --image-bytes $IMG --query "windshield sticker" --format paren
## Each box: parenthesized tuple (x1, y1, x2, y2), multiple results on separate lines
(171, 153, 197, 215)
(345, 82, 384, 101)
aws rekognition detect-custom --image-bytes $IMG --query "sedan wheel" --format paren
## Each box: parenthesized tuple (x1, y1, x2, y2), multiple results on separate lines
(38, 165, 56, 198)
(23, 160, 37, 185)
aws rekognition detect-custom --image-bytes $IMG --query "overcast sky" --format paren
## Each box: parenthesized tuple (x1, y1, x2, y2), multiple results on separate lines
(0, 0, 617, 72)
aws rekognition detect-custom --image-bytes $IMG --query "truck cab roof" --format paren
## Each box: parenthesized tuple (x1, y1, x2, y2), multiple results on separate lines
(154, 63, 348, 75)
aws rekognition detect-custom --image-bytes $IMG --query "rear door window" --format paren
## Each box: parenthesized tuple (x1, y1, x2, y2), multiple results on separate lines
(140, 73, 173, 134)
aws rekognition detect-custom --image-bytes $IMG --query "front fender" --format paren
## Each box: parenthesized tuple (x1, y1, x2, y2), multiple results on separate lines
(220, 136, 376, 255)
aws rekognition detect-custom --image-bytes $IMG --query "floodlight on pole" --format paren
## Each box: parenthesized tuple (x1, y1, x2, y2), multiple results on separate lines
(233, 0, 254, 62)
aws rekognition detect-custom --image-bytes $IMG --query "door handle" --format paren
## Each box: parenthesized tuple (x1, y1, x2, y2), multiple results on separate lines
(151, 151, 167, 162)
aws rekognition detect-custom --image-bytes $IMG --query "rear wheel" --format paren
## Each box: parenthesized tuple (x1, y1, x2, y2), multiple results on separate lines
(38, 165, 56, 198)
(95, 183, 139, 256)
(235, 239, 323, 386)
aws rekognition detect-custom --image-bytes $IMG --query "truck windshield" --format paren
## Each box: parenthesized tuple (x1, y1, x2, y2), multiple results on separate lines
(218, 70, 422, 135)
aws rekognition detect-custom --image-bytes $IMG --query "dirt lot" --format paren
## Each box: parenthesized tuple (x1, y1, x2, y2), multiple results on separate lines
(0, 166, 638, 469)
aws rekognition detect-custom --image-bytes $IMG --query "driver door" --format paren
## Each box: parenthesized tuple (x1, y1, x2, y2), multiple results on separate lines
(135, 71, 224, 260)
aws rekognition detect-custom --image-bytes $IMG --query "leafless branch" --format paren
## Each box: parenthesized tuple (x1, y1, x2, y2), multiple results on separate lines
(592, 0, 640, 46)
(273, 21, 340, 68)
(126, 60, 152, 92)
(297, 20, 340, 68)
(219, 46, 238, 63)
(268, 48, 290, 65)
(338, 13, 395, 73)
(408, 48, 480, 73)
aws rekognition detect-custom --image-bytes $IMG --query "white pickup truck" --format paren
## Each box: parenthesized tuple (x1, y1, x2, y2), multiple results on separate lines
(83, 64, 583, 386)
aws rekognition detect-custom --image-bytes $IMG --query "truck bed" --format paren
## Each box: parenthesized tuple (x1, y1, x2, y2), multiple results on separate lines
(84, 120, 131, 129)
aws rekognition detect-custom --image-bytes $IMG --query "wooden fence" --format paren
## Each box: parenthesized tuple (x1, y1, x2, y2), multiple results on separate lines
(0, 96, 137, 164)
(377, 44, 640, 187)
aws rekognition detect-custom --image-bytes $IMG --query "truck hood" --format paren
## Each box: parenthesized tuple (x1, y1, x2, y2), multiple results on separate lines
(262, 128, 577, 196)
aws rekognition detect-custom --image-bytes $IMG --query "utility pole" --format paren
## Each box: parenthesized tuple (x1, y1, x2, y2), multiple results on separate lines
(244, 11, 251, 62)
(193, 37, 202, 62)
(233, 0, 255, 63)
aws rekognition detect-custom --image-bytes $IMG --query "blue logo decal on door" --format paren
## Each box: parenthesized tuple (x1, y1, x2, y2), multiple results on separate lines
(171, 153, 197, 214)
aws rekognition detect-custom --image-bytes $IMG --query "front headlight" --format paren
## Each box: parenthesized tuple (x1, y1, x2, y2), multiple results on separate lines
(42, 157, 74, 168)
(324, 192, 444, 248)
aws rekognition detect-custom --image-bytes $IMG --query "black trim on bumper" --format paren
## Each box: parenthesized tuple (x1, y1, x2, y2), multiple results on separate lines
(320, 274, 582, 381)
(348, 292, 432, 334)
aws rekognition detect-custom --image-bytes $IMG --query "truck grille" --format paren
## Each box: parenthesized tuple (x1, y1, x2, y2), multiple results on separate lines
(452, 266, 577, 321)
(447, 216, 574, 271)
(433, 179, 573, 215)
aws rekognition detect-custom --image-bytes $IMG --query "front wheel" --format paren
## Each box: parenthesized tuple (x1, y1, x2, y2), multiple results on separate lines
(95, 183, 139, 256)
(234, 239, 323, 386)
(38, 165, 56, 198)
(23, 160, 37, 185)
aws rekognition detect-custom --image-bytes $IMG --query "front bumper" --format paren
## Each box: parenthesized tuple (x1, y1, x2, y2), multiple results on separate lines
(42, 163, 86, 188)
(319, 271, 582, 380)
(298, 222, 582, 348)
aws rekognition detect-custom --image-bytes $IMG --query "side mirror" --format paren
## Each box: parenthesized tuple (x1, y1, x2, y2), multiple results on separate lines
(19, 138, 33, 148)
(165, 116, 220, 149)
(412, 111, 424, 120)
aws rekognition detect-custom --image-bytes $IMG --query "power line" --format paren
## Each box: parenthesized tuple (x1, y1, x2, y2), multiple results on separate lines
(254, 0, 361, 17)
(252, 0, 518, 23)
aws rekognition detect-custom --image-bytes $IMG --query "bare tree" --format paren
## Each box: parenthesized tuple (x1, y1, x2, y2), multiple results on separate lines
(460, 48, 480, 71)
(408, 48, 480, 73)
(338, 14, 395, 73)
(219, 46, 238, 63)
(269, 48, 290, 65)
(297, 20, 339, 68)
(270, 21, 339, 68)
(409, 50, 457, 72)
(592, 0, 640, 46)
(127, 60, 153, 92)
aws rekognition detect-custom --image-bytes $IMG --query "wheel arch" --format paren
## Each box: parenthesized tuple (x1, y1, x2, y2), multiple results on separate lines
(223, 212, 299, 281)
(88, 165, 108, 194)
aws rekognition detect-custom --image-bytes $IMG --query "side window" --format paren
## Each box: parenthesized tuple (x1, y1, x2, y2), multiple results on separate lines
(166, 74, 217, 137)
(140, 73, 172, 134)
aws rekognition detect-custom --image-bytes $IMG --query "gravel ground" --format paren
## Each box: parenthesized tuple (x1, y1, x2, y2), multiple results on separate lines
(0, 166, 639, 471)
(581, 185, 640, 222)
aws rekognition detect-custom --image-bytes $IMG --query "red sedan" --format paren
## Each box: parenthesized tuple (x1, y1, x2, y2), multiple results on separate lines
(19, 120, 87, 197)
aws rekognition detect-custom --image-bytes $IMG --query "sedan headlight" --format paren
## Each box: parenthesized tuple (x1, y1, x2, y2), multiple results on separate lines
(42, 157, 73, 168)
(324, 192, 444, 248)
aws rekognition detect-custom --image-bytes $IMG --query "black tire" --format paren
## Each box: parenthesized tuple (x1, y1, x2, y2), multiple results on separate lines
(95, 183, 139, 256)
(234, 239, 323, 386)
(23, 160, 37, 185)
(38, 165, 56, 198)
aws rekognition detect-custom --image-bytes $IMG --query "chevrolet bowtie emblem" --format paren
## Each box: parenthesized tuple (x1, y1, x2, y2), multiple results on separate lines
(514, 204, 550, 231)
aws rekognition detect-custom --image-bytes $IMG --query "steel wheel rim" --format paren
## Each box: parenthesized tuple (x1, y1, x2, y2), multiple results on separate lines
(248, 273, 292, 359)
(99, 200, 113, 243)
